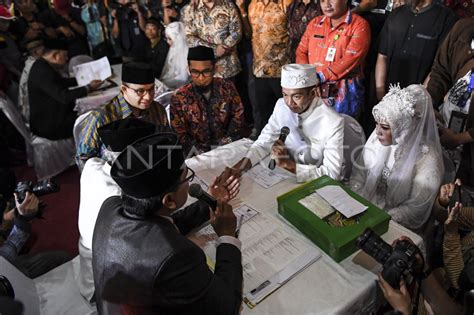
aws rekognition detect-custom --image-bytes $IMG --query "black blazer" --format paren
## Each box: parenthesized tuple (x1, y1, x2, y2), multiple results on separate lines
(28, 58, 87, 140)
(92, 196, 243, 315)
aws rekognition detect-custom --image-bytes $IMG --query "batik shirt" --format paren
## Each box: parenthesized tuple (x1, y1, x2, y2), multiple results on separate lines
(182, 1, 242, 79)
(287, 0, 321, 62)
(170, 78, 244, 155)
(76, 93, 168, 167)
(248, 0, 293, 78)
(296, 11, 370, 117)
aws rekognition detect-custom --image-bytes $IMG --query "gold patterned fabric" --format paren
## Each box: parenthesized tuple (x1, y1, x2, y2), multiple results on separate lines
(248, 0, 293, 78)
(182, 1, 242, 79)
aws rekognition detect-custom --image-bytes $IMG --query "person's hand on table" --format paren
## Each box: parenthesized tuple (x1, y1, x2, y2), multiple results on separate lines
(209, 168, 241, 202)
(272, 139, 296, 173)
(88, 80, 103, 92)
(378, 274, 412, 315)
(217, 158, 252, 186)
(210, 200, 236, 237)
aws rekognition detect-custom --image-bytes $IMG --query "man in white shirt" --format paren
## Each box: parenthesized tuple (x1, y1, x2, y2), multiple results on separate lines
(225, 63, 345, 182)
(77, 118, 157, 303)
(77, 118, 240, 303)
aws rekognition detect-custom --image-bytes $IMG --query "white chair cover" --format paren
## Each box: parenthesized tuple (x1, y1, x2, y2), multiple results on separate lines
(74, 112, 93, 147)
(0, 96, 74, 180)
(0, 257, 97, 315)
(341, 114, 366, 181)
(155, 91, 174, 123)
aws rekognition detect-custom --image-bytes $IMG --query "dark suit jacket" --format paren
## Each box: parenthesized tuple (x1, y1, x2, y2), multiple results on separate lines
(92, 196, 243, 315)
(28, 58, 87, 140)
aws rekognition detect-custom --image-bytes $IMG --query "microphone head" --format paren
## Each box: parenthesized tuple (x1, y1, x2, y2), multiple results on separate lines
(188, 183, 204, 198)
(281, 126, 290, 136)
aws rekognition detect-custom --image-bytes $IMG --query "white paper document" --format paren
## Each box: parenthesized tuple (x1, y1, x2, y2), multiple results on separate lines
(245, 164, 290, 188)
(189, 205, 321, 307)
(298, 192, 335, 219)
(315, 185, 368, 218)
(73, 57, 111, 86)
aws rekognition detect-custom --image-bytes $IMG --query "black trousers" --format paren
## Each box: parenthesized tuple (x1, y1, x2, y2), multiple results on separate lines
(253, 77, 282, 134)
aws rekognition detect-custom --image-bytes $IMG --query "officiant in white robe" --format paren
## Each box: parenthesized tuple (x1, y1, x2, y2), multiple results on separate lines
(227, 64, 344, 183)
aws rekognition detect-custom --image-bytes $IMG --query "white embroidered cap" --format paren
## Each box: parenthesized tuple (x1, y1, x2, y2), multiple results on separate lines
(281, 64, 319, 89)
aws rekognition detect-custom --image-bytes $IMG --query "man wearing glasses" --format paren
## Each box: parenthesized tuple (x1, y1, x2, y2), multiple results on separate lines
(92, 132, 243, 314)
(76, 62, 169, 169)
(170, 46, 244, 156)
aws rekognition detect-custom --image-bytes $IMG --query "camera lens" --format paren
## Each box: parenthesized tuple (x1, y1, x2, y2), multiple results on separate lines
(0, 276, 14, 298)
(357, 228, 393, 264)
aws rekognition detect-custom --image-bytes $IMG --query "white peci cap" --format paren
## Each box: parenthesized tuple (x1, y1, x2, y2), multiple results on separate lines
(281, 64, 319, 89)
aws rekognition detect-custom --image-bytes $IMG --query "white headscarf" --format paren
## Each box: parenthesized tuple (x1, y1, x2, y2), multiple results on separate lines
(160, 22, 190, 90)
(354, 84, 443, 226)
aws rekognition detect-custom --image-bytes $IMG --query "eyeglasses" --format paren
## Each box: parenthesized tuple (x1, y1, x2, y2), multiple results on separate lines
(181, 167, 195, 184)
(123, 84, 155, 97)
(189, 69, 213, 78)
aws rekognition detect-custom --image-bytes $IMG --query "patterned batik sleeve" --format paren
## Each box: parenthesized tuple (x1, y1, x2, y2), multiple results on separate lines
(170, 92, 197, 154)
(224, 80, 244, 140)
(222, 5, 242, 49)
(76, 111, 103, 163)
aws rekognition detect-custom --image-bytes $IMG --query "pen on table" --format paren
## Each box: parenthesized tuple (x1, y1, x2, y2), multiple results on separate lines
(235, 214, 244, 238)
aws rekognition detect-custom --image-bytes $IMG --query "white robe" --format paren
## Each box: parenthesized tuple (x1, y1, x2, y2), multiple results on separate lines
(77, 157, 121, 301)
(247, 97, 344, 182)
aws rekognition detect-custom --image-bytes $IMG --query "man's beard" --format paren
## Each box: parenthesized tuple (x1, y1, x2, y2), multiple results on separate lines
(194, 83, 212, 94)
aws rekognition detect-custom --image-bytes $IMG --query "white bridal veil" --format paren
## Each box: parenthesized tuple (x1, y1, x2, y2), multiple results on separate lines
(351, 84, 444, 229)
(160, 22, 190, 89)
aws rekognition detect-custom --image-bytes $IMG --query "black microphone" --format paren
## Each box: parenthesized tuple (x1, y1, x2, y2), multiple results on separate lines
(189, 183, 217, 211)
(268, 126, 290, 170)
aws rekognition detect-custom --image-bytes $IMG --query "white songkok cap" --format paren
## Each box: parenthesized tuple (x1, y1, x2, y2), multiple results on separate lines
(281, 64, 319, 89)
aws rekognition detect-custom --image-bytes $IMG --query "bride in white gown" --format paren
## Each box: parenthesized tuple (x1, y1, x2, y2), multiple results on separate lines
(160, 22, 190, 90)
(350, 84, 444, 232)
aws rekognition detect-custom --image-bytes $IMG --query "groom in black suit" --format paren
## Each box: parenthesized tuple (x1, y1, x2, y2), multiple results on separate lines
(92, 132, 242, 315)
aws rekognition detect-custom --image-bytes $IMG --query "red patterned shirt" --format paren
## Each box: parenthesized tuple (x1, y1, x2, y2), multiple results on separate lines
(170, 78, 244, 154)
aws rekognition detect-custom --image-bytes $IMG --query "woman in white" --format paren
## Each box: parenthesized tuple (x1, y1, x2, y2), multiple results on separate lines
(350, 84, 444, 232)
(159, 22, 190, 89)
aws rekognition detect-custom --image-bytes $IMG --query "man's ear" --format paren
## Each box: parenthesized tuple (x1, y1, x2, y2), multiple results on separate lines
(51, 50, 60, 62)
(314, 85, 322, 98)
(120, 84, 127, 94)
(162, 192, 178, 210)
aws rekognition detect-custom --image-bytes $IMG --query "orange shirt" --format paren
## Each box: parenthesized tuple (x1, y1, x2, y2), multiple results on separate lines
(296, 11, 370, 83)
(248, 0, 293, 78)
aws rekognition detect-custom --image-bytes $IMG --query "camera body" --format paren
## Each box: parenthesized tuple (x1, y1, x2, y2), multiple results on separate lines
(14, 179, 59, 204)
(357, 228, 418, 288)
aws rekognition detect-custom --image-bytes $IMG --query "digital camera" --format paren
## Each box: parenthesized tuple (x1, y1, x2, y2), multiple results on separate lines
(357, 228, 419, 289)
(14, 179, 59, 204)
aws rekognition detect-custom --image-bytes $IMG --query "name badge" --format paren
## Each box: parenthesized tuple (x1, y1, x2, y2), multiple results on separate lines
(325, 47, 336, 62)
(134, 27, 140, 35)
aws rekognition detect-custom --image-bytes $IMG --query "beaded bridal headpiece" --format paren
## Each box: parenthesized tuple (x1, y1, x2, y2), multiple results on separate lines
(372, 84, 422, 144)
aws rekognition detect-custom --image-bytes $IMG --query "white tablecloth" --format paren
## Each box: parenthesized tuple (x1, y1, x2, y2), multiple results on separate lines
(186, 139, 423, 315)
